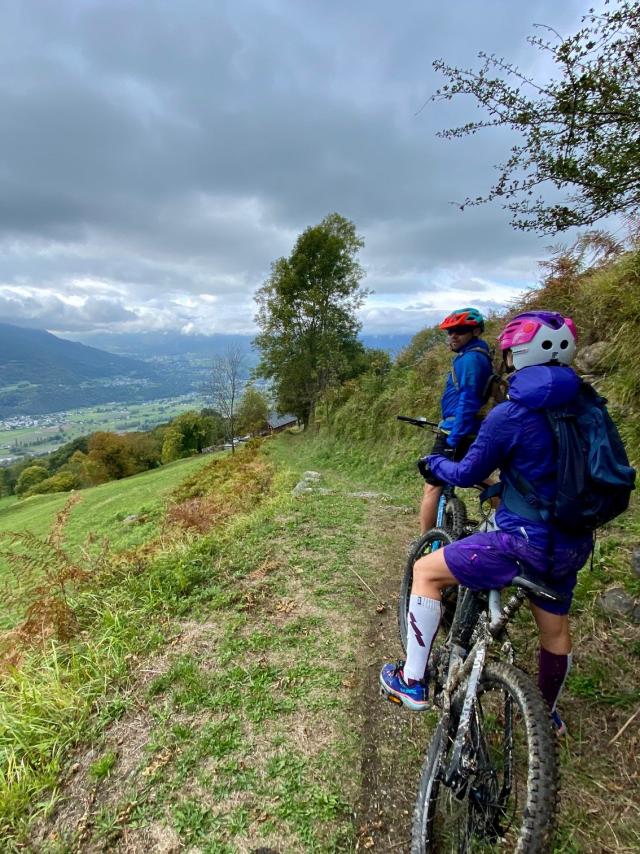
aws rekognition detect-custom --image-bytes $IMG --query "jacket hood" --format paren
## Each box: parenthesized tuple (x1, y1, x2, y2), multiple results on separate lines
(507, 365, 580, 409)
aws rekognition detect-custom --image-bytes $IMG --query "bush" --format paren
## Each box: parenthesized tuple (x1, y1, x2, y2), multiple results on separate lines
(15, 465, 48, 497)
(27, 471, 79, 496)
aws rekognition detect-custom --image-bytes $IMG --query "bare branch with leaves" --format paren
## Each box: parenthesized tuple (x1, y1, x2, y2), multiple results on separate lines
(431, 1, 640, 233)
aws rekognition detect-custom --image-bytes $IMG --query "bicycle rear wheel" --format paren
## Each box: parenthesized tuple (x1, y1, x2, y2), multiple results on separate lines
(444, 496, 467, 539)
(399, 528, 455, 653)
(412, 661, 557, 853)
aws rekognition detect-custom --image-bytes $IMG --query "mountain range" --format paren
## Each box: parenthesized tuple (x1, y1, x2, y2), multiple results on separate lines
(0, 324, 414, 418)
(0, 323, 184, 417)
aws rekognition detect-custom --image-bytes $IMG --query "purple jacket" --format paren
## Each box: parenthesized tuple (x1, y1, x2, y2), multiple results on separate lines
(428, 365, 593, 553)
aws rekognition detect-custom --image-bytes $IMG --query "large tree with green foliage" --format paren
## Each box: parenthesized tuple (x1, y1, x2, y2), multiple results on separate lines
(431, 1, 640, 233)
(254, 213, 368, 425)
(236, 385, 269, 436)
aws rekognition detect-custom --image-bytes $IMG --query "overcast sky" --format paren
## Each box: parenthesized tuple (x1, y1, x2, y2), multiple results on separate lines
(0, 0, 598, 339)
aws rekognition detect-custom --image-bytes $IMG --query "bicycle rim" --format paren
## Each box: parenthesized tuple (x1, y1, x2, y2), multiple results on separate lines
(412, 661, 557, 853)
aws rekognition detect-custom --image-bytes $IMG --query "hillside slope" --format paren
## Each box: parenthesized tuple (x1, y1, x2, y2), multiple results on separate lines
(0, 323, 182, 416)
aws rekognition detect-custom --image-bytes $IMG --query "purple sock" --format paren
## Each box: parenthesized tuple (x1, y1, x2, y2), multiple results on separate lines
(538, 647, 571, 712)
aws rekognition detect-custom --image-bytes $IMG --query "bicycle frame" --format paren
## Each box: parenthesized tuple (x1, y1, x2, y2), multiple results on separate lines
(435, 484, 455, 529)
(433, 586, 529, 798)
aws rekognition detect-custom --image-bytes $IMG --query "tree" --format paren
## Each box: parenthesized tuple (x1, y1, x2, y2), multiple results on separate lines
(160, 411, 215, 463)
(236, 385, 269, 436)
(200, 408, 226, 444)
(431, 1, 640, 233)
(0, 468, 11, 497)
(208, 348, 247, 453)
(86, 432, 136, 482)
(254, 212, 368, 425)
(15, 465, 49, 497)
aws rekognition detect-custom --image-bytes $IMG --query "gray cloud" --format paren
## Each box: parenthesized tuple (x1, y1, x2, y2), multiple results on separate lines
(0, 0, 591, 336)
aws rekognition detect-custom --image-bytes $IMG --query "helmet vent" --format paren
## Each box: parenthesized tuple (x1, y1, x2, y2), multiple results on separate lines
(541, 340, 553, 350)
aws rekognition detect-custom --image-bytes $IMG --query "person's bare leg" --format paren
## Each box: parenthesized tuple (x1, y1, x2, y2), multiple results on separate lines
(419, 483, 442, 535)
(412, 547, 458, 597)
(530, 603, 571, 654)
(403, 548, 459, 682)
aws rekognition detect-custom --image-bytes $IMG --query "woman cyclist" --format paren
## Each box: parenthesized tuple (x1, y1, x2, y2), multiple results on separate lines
(380, 310, 594, 734)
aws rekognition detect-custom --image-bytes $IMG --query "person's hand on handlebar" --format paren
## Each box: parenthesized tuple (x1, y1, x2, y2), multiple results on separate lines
(417, 446, 455, 480)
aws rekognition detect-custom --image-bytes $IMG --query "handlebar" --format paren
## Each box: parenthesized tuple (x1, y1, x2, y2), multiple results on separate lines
(397, 415, 440, 430)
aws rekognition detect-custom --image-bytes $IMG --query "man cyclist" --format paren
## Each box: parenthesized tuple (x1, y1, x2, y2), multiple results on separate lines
(419, 307, 493, 535)
(382, 310, 594, 734)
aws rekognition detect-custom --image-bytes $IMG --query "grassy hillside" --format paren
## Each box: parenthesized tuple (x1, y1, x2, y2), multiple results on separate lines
(0, 452, 216, 629)
(1, 244, 639, 852)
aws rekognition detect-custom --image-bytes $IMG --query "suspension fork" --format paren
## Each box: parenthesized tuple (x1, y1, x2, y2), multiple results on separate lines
(444, 641, 487, 796)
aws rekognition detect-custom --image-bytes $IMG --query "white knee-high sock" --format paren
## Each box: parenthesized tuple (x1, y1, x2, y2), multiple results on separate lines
(404, 595, 441, 682)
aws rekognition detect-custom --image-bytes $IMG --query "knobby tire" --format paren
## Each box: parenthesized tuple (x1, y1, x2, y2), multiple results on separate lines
(412, 661, 558, 853)
(444, 496, 467, 539)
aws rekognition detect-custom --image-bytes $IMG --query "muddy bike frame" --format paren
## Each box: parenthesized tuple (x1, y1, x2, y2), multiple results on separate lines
(410, 572, 563, 852)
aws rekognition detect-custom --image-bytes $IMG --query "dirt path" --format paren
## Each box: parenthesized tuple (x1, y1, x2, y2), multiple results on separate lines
(350, 500, 433, 853)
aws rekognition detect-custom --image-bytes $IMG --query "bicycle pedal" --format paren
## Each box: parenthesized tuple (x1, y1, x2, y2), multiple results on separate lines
(381, 689, 403, 706)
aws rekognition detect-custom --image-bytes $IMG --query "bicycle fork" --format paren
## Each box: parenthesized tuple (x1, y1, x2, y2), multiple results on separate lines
(441, 641, 486, 797)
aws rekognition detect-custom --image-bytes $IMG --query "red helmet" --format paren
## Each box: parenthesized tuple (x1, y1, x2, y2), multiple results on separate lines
(439, 307, 485, 331)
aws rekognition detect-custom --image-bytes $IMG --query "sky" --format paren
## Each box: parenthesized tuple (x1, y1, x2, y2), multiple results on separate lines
(0, 0, 599, 339)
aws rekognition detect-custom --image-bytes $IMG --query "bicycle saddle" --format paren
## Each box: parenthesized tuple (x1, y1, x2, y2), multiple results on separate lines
(511, 574, 566, 603)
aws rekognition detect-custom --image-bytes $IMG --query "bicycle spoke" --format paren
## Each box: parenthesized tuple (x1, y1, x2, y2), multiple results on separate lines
(412, 662, 557, 853)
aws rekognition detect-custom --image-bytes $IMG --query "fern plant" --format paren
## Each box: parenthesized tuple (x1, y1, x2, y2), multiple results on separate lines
(0, 494, 88, 645)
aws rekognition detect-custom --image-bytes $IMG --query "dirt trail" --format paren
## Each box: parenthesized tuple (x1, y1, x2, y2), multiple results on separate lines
(351, 501, 432, 854)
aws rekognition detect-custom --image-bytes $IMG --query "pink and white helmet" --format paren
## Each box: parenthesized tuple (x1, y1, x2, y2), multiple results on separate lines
(498, 311, 577, 370)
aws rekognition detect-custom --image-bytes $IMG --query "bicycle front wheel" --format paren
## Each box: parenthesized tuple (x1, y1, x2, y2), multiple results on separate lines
(412, 661, 558, 853)
(399, 527, 455, 652)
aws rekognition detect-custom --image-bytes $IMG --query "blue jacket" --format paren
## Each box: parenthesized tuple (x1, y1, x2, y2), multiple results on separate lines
(440, 337, 492, 448)
(429, 364, 593, 553)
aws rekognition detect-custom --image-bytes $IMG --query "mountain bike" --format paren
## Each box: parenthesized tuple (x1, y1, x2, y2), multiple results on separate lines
(397, 416, 493, 652)
(408, 575, 561, 853)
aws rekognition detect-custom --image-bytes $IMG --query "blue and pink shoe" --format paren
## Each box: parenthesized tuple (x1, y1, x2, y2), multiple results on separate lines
(379, 662, 429, 711)
(551, 710, 567, 737)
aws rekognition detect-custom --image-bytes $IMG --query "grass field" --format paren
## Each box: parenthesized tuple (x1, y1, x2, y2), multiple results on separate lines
(1, 432, 638, 852)
(0, 393, 207, 458)
(0, 452, 218, 629)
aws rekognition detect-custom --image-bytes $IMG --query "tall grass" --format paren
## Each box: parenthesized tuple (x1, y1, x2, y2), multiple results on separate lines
(0, 445, 278, 842)
(315, 239, 640, 469)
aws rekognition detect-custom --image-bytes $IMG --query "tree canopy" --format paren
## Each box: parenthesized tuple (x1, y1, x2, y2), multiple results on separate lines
(254, 212, 368, 425)
(236, 385, 269, 436)
(431, 1, 640, 233)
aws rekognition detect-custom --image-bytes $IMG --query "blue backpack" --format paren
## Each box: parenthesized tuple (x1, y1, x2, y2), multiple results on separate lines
(501, 381, 636, 535)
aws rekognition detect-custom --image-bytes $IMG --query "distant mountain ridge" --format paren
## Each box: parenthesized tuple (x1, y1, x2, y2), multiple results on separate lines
(0, 325, 415, 418)
(0, 323, 182, 417)
(72, 331, 413, 359)
(0, 323, 156, 385)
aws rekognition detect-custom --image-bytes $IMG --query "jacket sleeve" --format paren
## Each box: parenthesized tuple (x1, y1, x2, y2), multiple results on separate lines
(446, 351, 488, 448)
(428, 404, 514, 487)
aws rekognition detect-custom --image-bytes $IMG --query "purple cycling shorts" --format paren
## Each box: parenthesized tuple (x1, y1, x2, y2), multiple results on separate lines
(442, 531, 592, 615)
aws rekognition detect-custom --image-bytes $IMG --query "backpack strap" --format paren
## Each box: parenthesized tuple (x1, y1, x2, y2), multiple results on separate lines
(500, 470, 553, 523)
(450, 347, 493, 391)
